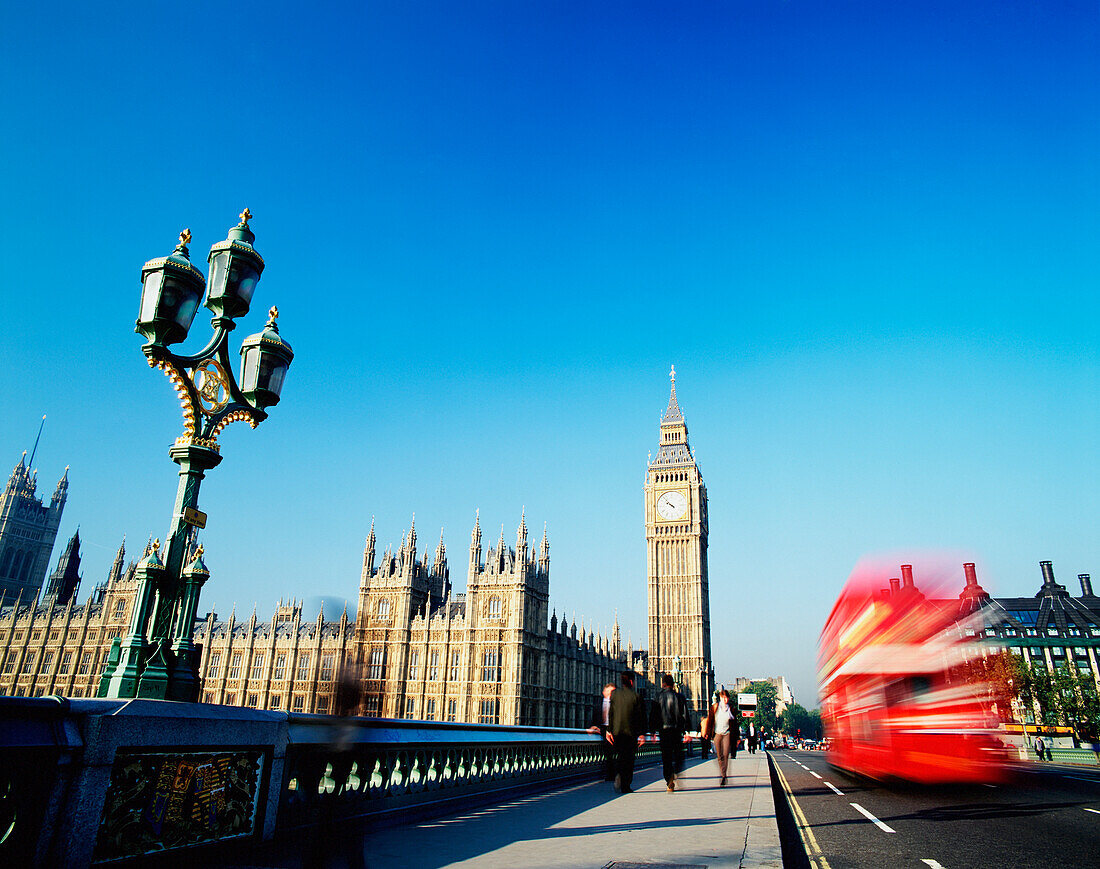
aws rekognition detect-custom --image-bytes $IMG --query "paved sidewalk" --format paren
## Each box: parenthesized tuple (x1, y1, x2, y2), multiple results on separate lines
(364, 750, 782, 869)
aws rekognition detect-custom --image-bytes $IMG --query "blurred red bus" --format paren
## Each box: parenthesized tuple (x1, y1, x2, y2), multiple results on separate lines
(818, 562, 1013, 784)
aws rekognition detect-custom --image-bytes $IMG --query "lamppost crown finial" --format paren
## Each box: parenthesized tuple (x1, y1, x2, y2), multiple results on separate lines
(178, 228, 192, 249)
(152, 538, 161, 553)
(239, 208, 252, 227)
(268, 305, 279, 323)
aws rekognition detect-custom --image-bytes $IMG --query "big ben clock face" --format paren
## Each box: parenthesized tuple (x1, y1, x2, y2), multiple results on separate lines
(656, 490, 688, 520)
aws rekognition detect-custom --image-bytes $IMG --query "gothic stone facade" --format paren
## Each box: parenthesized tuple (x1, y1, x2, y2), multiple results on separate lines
(0, 454, 67, 600)
(353, 513, 627, 726)
(0, 517, 629, 727)
(644, 369, 715, 718)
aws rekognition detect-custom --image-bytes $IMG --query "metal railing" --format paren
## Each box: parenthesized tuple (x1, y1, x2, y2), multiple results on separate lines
(0, 697, 660, 866)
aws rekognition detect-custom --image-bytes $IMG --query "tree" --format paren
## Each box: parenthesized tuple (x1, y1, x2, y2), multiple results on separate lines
(779, 703, 823, 740)
(743, 680, 779, 732)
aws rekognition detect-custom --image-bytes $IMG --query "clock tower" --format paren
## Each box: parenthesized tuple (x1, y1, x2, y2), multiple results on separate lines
(645, 367, 714, 719)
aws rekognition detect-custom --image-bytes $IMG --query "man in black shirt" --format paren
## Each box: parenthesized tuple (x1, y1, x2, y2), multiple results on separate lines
(652, 673, 688, 792)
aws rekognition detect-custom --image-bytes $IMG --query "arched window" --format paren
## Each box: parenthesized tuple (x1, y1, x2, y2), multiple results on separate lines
(377, 598, 391, 617)
(0, 548, 12, 577)
(488, 595, 501, 619)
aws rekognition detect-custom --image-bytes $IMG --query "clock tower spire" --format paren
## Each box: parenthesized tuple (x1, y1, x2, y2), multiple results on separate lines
(644, 367, 713, 719)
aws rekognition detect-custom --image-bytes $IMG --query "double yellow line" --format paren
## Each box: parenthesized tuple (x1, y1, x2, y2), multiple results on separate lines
(773, 760, 832, 869)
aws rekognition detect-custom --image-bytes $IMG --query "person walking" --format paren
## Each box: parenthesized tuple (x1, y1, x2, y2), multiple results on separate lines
(748, 724, 758, 755)
(704, 689, 736, 786)
(609, 670, 646, 793)
(651, 673, 689, 792)
(587, 682, 616, 781)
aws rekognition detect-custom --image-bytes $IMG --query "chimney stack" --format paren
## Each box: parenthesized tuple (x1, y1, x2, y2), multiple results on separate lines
(900, 564, 915, 589)
(1040, 561, 1056, 586)
(1080, 574, 1094, 597)
(963, 563, 978, 588)
(889, 578, 901, 594)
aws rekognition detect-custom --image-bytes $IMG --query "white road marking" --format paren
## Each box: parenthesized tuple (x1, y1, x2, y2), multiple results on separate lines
(921, 861, 946, 868)
(981, 784, 996, 788)
(1084, 808, 1100, 814)
(810, 771, 823, 779)
(824, 781, 844, 795)
(1063, 775, 1100, 783)
(851, 802, 896, 833)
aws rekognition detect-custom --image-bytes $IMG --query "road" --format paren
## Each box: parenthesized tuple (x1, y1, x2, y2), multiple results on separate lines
(770, 749, 1100, 869)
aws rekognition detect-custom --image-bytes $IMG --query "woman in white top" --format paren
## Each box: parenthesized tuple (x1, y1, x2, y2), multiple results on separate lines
(703, 689, 737, 786)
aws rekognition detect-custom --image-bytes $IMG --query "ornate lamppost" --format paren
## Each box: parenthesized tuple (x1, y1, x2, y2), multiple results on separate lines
(99, 210, 293, 702)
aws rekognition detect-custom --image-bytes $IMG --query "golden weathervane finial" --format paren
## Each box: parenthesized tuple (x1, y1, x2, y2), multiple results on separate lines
(268, 305, 279, 321)
(195, 544, 204, 559)
(152, 537, 161, 553)
(239, 208, 252, 227)
(179, 228, 192, 246)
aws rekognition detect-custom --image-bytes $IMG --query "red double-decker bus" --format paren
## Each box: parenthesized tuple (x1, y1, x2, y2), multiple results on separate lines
(818, 561, 1013, 783)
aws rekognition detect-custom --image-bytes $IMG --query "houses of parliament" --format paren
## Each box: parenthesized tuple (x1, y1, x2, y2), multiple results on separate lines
(0, 373, 716, 725)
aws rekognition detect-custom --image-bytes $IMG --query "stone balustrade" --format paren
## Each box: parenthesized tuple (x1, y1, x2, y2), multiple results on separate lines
(0, 696, 659, 866)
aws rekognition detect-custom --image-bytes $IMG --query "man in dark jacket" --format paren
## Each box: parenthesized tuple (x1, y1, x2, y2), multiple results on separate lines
(609, 670, 646, 793)
(651, 673, 688, 791)
(587, 682, 616, 780)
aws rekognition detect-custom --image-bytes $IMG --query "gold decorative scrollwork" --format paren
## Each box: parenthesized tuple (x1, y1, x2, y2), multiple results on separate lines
(192, 361, 230, 415)
(151, 358, 197, 436)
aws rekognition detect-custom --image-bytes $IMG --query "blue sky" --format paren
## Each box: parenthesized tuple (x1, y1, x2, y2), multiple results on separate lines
(1, 1, 1097, 704)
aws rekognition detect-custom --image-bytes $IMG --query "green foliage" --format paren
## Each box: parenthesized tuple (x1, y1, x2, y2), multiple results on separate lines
(743, 681, 779, 732)
(1010, 655, 1100, 740)
(778, 703, 823, 740)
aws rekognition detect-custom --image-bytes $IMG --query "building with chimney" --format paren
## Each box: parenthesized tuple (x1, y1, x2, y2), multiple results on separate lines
(0, 453, 67, 600)
(961, 561, 1100, 688)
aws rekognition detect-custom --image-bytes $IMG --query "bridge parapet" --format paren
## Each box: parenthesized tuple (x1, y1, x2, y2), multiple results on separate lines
(0, 697, 649, 867)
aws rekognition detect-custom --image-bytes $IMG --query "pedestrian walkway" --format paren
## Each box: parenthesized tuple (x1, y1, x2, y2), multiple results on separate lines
(364, 750, 781, 869)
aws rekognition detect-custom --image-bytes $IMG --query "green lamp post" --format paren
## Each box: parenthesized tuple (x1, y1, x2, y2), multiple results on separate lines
(99, 209, 293, 702)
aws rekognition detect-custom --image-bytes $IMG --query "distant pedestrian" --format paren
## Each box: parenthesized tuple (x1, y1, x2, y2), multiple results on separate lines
(1035, 736, 1046, 761)
(748, 724, 758, 755)
(587, 682, 616, 781)
(704, 689, 737, 786)
(609, 670, 646, 793)
(651, 673, 689, 792)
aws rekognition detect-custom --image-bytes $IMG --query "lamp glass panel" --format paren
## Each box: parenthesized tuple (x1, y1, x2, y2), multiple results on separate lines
(139, 272, 162, 322)
(260, 356, 287, 397)
(208, 251, 230, 298)
(233, 264, 260, 306)
(239, 346, 259, 392)
(174, 288, 200, 331)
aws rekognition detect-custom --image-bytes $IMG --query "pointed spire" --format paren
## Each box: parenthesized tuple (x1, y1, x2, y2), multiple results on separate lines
(408, 513, 417, 556)
(363, 517, 377, 575)
(109, 536, 126, 582)
(53, 465, 69, 502)
(435, 526, 446, 567)
(662, 364, 684, 423)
